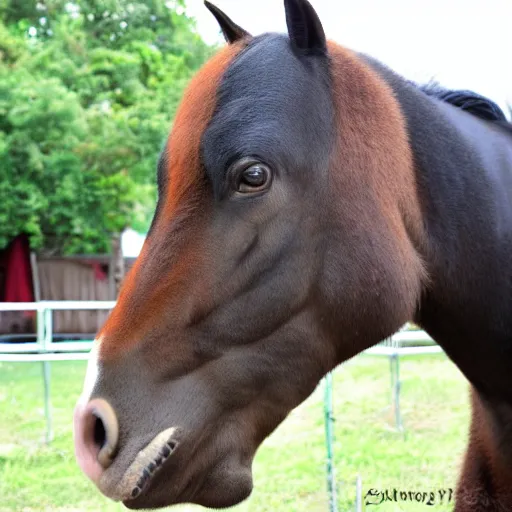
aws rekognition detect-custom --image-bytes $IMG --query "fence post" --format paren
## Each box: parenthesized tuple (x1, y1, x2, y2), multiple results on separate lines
(324, 372, 338, 512)
(42, 359, 53, 444)
(390, 354, 403, 432)
(42, 305, 53, 443)
(355, 475, 363, 512)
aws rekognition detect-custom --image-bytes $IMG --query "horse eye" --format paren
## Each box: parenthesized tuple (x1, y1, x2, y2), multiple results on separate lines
(238, 164, 271, 193)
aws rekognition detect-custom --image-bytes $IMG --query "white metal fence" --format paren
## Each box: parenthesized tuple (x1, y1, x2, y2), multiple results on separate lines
(0, 301, 115, 442)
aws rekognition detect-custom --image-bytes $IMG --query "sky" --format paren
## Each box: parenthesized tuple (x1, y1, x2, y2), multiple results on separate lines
(184, 0, 512, 114)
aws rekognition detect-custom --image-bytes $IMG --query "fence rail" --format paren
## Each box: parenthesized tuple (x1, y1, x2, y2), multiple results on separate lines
(0, 301, 115, 354)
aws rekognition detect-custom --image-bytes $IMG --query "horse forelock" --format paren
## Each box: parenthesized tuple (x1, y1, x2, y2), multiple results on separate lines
(97, 42, 247, 360)
(162, 42, 247, 219)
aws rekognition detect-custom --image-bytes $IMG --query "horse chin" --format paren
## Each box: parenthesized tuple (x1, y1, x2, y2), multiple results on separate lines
(193, 461, 254, 508)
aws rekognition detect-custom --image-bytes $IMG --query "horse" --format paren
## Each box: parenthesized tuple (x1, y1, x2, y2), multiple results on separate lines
(73, 0, 512, 509)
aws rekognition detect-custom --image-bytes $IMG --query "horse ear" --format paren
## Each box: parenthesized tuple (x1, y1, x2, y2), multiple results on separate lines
(284, 0, 326, 52)
(204, 1, 251, 44)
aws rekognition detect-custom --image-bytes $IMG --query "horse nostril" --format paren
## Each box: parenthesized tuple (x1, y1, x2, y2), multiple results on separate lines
(93, 414, 107, 450)
(84, 398, 119, 469)
(74, 397, 120, 483)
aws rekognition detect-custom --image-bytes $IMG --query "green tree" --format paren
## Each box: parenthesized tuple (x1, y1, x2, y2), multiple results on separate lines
(0, 0, 214, 254)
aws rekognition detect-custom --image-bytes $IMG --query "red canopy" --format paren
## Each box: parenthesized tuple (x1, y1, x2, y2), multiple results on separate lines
(3, 234, 34, 304)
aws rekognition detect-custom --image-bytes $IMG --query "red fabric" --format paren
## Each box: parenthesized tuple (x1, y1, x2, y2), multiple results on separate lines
(91, 262, 107, 281)
(4, 235, 34, 306)
(84, 262, 107, 281)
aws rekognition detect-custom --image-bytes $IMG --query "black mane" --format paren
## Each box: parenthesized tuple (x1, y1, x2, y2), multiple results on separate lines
(418, 83, 512, 133)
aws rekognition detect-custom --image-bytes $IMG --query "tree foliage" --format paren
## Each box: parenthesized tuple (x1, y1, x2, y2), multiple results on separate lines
(0, 0, 214, 254)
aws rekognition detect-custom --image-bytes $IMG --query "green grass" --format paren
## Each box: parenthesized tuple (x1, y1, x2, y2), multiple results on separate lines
(0, 354, 469, 511)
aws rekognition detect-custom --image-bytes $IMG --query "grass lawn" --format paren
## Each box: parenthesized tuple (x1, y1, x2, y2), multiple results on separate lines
(0, 353, 469, 511)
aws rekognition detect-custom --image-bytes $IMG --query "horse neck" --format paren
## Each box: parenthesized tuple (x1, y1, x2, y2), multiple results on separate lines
(364, 56, 512, 402)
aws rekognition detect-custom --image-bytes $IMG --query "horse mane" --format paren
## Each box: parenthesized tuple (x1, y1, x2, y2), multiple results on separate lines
(418, 82, 512, 133)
